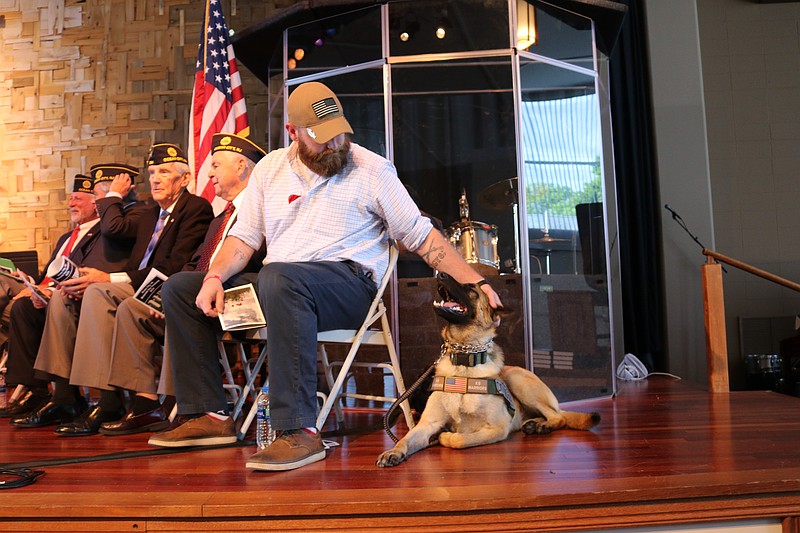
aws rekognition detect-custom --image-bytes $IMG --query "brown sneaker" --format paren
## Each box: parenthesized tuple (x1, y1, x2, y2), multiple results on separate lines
(245, 429, 325, 471)
(147, 415, 236, 447)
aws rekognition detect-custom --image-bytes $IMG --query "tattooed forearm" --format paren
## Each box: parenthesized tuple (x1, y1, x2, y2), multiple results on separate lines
(420, 242, 446, 270)
(233, 244, 250, 264)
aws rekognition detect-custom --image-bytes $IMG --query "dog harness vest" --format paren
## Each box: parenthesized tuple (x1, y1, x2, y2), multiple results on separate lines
(429, 376, 515, 415)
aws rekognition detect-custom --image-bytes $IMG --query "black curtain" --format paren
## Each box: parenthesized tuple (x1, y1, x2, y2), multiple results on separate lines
(608, 0, 666, 371)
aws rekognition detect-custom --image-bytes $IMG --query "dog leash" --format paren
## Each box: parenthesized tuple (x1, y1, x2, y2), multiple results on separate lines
(382, 343, 451, 443)
(383, 362, 436, 443)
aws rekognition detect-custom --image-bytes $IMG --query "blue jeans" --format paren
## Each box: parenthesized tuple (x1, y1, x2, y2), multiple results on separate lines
(162, 270, 257, 416)
(163, 261, 376, 430)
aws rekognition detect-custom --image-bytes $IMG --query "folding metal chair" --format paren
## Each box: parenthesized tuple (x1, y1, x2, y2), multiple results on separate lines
(218, 327, 267, 421)
(315, 243, 414, 430)
(236, 242, 414, 440)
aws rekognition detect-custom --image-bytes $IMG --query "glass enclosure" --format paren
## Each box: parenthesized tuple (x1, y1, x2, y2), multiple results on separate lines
(274, 0, 619, 401)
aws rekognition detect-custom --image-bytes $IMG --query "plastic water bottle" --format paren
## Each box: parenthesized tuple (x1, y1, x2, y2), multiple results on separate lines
(255, 384, 275, 449)
(0, 370, 7, 410)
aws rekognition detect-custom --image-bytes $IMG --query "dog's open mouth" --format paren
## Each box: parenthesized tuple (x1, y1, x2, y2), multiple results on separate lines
(433, 286, 467, 316)
(433, 275, 474, 324)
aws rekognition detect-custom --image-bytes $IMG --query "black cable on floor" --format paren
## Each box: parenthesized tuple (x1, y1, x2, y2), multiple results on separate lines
(0, 438, 254, 471)
(0, 468, 45, 489)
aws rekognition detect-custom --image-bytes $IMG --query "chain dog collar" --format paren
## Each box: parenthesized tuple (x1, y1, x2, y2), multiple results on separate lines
(441, 339, 493, 367)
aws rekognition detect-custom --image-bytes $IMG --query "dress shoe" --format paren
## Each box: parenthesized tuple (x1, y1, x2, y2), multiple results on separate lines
(54, 404, 126, 437)
(10, 398, 87, 428)
(100, 405, 170, 436)
(0, 391, 50, 418)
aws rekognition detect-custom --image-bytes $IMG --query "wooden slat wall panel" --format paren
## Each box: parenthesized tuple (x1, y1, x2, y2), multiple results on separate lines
(0, 0, 287, 270)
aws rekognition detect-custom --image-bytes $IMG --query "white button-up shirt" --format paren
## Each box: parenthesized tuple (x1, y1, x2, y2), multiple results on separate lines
(230, 142, 433, 281)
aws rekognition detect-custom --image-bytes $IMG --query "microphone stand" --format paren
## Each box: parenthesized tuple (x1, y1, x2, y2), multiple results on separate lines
(664, 204, 726, 273)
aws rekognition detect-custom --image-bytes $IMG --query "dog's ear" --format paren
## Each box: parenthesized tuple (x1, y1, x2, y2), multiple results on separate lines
(491, 306, 513, 327)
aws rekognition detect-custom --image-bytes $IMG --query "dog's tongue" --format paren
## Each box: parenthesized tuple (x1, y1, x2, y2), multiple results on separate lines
(442, 301, 465, 312)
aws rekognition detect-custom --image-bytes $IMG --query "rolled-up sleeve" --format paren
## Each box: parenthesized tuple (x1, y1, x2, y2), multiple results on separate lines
(372, 161, 433, 252)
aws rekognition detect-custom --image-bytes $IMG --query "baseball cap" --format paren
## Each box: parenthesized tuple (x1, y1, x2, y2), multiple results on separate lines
(287, 82, 353, 144)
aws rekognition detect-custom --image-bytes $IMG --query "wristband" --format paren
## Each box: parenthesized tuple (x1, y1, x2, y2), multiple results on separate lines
(203, 275, 222, 285)
(476, 279, 489, 288)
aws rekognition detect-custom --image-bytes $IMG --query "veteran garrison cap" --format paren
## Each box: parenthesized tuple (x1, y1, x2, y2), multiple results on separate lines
(73, 174, 95, 194)
(90, 163, 140, 185)
(287, 81, 353, 144)
(147, 143, 188, 166)
(211, 133, 266, 164)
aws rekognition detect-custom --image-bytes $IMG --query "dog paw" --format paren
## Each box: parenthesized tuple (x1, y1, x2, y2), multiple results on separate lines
(438, 431, 464, 448)
(522, 418, 553, 435)
(376, 450, 406, 467)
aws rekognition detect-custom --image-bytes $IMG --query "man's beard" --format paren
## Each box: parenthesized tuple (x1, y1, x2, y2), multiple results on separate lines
(298, 137, 350, 178)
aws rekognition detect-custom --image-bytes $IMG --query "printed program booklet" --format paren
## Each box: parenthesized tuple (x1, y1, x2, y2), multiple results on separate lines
(133, 268, 168, 314)
(0, 257, 19, 280)
(17, 271, 50, 307)
(218, 283, 266, 331)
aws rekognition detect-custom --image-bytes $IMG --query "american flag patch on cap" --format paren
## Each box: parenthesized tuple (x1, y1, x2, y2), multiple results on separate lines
(312, 98, 340, 119)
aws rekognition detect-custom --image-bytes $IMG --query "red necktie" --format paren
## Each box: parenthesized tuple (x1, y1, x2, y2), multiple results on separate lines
(197, 202, 235, 271)
(62, 225, 80, 257)
(42, 225, 80, 285)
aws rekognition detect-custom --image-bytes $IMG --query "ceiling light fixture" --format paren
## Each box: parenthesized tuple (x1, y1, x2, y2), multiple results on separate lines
(516, 0, 537, 50)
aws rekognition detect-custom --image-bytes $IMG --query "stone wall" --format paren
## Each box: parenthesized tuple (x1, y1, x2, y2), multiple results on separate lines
(0, 0, 286, 272)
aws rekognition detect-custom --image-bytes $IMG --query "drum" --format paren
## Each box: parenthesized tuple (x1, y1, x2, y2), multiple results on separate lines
(744, 353, 785, 393)
(447, 221, 499, 275)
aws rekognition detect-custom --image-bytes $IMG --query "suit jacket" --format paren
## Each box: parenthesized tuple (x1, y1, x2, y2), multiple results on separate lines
(98, 191, 212, 290)
(182, 213, 265, 274)
(96, 198, 152, 261)
(35, 221, 132, 284)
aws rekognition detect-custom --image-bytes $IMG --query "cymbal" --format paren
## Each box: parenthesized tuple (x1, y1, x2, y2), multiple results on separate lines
(478, 177, 518, 210)
(531, 235, 569, 244)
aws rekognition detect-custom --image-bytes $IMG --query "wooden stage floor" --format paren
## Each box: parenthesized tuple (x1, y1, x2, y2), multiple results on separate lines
(2, 375, 800, 532)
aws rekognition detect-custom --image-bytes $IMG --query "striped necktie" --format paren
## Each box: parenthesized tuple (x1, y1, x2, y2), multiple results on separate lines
(197, 202, 235, 271)
(138, 210, 169, 270)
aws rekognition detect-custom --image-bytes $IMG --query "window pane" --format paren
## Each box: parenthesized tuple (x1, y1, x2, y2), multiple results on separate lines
(389, 0, 510, 56)
(286, 6, 382, 79)
(520, 56, 612, 401)
(523, 1, 595, 71)
(391, 57, 519, 276)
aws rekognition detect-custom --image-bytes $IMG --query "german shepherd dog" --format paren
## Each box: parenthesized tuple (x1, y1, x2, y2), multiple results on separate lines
(376, 274, 600, 467)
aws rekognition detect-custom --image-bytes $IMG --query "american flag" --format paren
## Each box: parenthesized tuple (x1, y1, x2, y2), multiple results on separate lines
(443, 377, 468, 393)
(188, 0, 249, 213)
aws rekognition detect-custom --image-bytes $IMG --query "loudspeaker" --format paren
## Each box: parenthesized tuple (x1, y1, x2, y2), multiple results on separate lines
(575, 202, 605, 276)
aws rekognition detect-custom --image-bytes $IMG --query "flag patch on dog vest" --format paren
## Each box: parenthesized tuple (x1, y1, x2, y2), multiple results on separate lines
(430, 376, 515, 415)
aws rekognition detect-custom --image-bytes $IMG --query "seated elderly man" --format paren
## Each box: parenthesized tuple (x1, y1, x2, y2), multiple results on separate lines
(1, 165, 141, 349)
(0, 268, 25, 347)
(12, 144, 213, 434)
(96, 133, 266, 436)
(0, 174, 134, 419)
